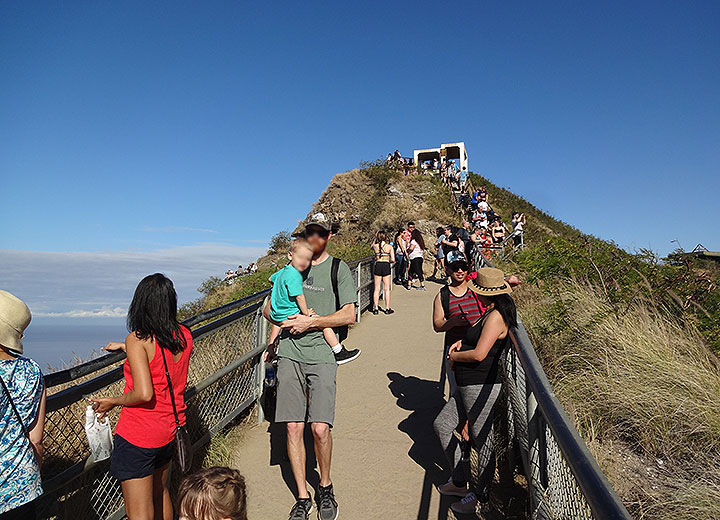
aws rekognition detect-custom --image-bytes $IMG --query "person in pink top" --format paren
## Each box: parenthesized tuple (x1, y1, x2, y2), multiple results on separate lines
(91, 273, 193, 520)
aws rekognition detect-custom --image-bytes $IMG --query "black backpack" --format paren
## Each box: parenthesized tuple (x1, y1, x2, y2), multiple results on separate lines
(331, 257, 349, 342)
(440, 285, 451, 319)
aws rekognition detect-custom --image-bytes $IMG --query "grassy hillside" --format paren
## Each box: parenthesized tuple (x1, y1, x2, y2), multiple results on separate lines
(180, 160, 720, 518)
(464, 172, 720, 518)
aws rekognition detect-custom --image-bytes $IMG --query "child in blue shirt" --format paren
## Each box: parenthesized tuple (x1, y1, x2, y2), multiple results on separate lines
(267, 238, 339, 351)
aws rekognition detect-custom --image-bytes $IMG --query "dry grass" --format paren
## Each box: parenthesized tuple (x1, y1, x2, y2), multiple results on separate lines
(513, 278, 720, 519)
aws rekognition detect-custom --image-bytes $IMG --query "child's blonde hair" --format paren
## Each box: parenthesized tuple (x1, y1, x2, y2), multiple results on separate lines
(178, 466, 247, 520)
(290, 237, 314, 254)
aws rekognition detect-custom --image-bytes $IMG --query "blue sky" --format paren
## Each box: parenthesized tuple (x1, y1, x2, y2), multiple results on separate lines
(1, 1, 719, 315)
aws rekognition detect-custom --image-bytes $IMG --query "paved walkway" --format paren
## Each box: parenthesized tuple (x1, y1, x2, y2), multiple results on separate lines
(233, 281, 465, 519)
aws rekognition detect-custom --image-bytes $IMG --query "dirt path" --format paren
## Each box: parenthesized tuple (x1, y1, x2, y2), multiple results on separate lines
(233, 280, 467, 519)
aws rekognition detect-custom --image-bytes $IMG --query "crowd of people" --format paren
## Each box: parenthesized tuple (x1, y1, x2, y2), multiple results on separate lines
(225, 262, 258, 281)
(0, 177, 524, 519)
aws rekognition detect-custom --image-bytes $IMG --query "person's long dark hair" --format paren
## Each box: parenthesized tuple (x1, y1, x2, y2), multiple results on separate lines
(486, 294, 518, 330)
(411, 229, 426, 250)
(127, 273, 187, 354)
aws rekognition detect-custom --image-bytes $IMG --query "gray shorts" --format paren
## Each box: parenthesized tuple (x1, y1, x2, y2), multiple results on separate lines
(275, 357, 337, 426)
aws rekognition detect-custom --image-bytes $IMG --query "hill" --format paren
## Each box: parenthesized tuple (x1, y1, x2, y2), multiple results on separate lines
(181, 159, 720, 520)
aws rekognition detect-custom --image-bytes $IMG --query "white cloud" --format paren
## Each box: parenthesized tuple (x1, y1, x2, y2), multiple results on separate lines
(0, 243, 267, 317)
(141, 226, 218, 233)
(35, 306, 128, 318)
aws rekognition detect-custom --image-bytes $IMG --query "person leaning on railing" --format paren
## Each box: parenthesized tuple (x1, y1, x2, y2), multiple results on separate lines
(433, 268, 518, 516)
(0, 290, 47, 519)
(91, 273, 194, 520)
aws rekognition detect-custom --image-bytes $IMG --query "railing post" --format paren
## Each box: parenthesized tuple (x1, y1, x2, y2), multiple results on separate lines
(256, 298, 268, 425)
(356, 262, 362, 322)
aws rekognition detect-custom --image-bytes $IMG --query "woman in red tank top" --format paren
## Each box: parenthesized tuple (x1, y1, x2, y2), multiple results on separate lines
(90, 273, 193, 520)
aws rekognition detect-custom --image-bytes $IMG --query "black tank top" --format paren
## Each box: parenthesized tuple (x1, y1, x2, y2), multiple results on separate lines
(454, 311, 509, 386)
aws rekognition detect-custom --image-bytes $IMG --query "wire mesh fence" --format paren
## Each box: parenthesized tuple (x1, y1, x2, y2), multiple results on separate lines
(34, 257, 375, 520)
(498, 322, 631, 520)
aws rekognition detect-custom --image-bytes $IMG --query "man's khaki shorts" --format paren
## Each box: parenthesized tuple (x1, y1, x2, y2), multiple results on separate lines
(275, 357, 337, 426)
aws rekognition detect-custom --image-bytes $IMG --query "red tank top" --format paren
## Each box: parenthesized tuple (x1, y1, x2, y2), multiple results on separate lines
(115, 326, 193, 448)
(444, 288, 487, 347)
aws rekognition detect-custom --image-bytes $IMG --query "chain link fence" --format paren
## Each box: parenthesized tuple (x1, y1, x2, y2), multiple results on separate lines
(498, 322, 631, 520)
(34, 256, 376, 520)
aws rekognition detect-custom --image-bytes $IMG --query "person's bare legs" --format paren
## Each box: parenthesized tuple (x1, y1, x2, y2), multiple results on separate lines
(311, 422, 333, 487)
(372, 274, 382, 310)
(287, 421, 310, 499)
(382, 275, 392, 309)
(152, 463, 172, 520)
(120, 474, 154, 520)
(322, 327, 339, 349)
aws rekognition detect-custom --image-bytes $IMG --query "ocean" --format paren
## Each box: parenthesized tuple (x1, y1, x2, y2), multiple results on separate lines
(21, 317, 129, 373)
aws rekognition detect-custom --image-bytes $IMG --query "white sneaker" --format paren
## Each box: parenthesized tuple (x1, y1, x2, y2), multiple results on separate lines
(436, 479, 468, 497)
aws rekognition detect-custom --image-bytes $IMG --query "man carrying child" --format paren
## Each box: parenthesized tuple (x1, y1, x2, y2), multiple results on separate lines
(264, 212, 358, 520)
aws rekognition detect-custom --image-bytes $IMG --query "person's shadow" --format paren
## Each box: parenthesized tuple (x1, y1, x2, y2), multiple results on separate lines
(268, 421, 321, 499)
(387, 371, 459, 520)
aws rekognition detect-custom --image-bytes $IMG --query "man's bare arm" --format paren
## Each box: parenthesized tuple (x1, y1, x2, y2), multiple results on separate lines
(280, 303, 356, 335)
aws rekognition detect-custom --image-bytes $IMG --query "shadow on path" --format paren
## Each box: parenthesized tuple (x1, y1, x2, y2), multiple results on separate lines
(388, 371, 459, 520)
(267, 421, 321, 499)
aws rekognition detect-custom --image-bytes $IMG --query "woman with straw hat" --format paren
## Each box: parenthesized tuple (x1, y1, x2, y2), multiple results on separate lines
(0, 290, 46, 518)
(432, 268, 517, 516)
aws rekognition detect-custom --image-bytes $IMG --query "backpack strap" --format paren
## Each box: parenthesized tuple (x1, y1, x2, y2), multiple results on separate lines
(440, 285, 451, 319)
(0, 372, 30, 438)
(331, 256, 341, 311)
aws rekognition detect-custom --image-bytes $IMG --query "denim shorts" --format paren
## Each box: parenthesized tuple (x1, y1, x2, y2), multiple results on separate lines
(109, 434, 174, 481)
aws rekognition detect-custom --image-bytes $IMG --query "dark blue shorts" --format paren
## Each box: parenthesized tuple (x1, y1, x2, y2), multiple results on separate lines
(109, 434, 174, 481)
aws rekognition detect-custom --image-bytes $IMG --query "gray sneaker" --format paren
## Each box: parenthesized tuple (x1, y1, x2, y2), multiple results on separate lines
(289, 498, 313, 520)
(316, 484, 339, 520)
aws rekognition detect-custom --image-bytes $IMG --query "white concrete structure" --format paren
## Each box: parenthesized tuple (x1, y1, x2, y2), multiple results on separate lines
(413, 142, 469, 171)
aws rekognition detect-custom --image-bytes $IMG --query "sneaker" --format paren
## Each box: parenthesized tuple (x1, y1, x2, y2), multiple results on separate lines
(384, 308, 395, 314)
(436, 478, 468, 497)
(334, 346, 361, 365)
(316, 484, 339, 520)
(417, 286, 427, 291)
(450, 492, 478, 515)
(372, 308, 379, 315)
(405, 284, 412, 291)
(288, 498, 313, 520)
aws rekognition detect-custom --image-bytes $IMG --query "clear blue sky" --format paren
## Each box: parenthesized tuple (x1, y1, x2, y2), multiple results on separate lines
(1, 1, 719, 315)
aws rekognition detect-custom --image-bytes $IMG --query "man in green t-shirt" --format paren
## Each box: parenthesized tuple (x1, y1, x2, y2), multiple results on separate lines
(263, 212, 358, 520)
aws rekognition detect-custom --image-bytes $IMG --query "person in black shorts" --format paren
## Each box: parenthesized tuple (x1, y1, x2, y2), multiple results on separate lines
(372, 230, 395, 314)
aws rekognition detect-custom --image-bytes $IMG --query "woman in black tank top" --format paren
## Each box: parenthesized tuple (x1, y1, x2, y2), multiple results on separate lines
(433, 268, 517, 515)
(372, 230, 395, 314)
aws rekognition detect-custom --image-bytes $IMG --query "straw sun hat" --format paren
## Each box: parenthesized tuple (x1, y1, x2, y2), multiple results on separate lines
(467, 268, 513, 296)
(0, 290, 32, 355)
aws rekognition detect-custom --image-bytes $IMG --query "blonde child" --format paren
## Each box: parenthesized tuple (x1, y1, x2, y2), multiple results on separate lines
(267, 237, 340, 354)
(178, 466, 247, 520)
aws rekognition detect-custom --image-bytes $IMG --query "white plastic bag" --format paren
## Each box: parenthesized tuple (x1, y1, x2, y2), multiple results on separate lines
(85, 405, 113, 462)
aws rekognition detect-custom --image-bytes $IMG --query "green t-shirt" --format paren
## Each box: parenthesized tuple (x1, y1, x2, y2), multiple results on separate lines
(277, 255, 357, 364)
(269, 265, 304, 321)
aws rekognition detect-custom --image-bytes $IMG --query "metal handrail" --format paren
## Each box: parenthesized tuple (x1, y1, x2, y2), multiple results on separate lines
(509, 324, 632, 519)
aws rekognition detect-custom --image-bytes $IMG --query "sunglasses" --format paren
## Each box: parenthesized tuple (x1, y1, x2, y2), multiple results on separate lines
(305, 228, 330, 238)
(448, 262, 468, 272)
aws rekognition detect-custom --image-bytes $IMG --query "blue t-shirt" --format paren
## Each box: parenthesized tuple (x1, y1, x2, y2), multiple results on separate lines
(0, 355, 44, 513)
(459, 170, 468, 181)
(270, 265, 305, 321)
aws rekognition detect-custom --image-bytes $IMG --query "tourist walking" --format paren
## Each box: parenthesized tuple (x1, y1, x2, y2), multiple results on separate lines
(372, 230, 395, 314)
(407, 228, 427, 291)
(263, 212, 358, 520)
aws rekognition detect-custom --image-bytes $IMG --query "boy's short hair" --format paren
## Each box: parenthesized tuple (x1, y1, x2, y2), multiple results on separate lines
(178, 466, 248, 520)
(290, 237, 314, 253)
